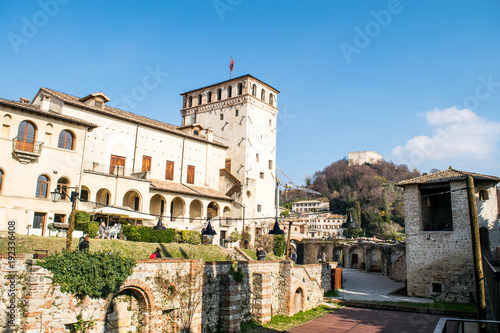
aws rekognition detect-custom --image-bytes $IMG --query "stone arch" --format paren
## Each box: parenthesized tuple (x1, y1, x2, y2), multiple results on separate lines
(347, 245, 364, 269)
(207, 201, 219, 219)
(222, 206, 231, 217)
(189, 199, 203, 222)
(293, 287, 305, 314)
(150, 194, 166, 217)
(170, 196, 185, 222)
(106, 281, 155, 332)
(80, 185, 90, 202)
(334, 246, 344, 264)
(123, 190, 142, 211)
(96, 188, 111, 206)
(366, 246, 383, 272)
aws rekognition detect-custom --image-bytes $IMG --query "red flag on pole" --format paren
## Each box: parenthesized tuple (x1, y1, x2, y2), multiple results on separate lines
(230, 57, 234, 72)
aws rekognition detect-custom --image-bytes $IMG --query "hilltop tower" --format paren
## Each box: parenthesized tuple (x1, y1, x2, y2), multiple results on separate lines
(180, 75, 279, 225)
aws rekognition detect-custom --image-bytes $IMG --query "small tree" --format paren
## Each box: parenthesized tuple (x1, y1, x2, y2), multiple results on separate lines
(229, 230, 241, 243)
(273, 235, 286, 257)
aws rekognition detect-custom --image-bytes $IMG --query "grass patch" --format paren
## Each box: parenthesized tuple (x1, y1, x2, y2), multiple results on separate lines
(240, 305, 336, 332)
(0, 232, 230, 261)
(324, 289, 340, 297)
(241, 248, 285, 261)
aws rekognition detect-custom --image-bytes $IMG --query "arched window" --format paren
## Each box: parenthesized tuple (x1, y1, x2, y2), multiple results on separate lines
(36, 175, 49, 198)
(188, 96, 193, 107)
(238, 83, 243, 95)
(207, 91, 212, 103)
(228, 86, 232, 98)
(479, 190, 489, 201)
(269, 93, 274, 106)
(252, 84, 257, 96)
(217, 89, 222, 101)
(0, 169, 4, 192)
(197, 94, 202, 105)
(16, 120, 36, 152)
(261, 89, 265, 101)
(58, 130, 74, 150)
(57, 178, 70, 200)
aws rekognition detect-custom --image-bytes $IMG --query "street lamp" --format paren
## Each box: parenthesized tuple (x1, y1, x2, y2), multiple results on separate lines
(202, 219, 217, 244)
(50, 186, 79, 251)
(341, 211, 360, 239)
(153, 216, 166, 230)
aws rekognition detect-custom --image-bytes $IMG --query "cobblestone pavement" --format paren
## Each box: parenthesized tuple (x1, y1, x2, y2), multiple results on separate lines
(333, 268, 433, 303)
(289, 307, 452, 333)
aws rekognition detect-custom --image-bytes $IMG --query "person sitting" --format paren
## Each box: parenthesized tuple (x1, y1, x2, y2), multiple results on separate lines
(79, 236, 90, 252)
(98, 222, 106, 239)
(149, 247, 162, 259)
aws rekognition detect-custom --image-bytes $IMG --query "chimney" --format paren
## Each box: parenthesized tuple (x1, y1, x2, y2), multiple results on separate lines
(40, 94, 51, 111)
(19, 97, 30, 104)
(205, 128, 214, 142)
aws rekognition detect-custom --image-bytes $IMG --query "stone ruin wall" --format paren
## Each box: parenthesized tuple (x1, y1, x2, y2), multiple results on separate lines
(300, 239, 407, 282)
(1, 255, 328, 333)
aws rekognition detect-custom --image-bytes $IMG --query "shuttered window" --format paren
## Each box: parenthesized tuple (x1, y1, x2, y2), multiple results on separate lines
(165, 160, 174, 180)
(142, 155, 152, 172)
(187, 165, 195, 184)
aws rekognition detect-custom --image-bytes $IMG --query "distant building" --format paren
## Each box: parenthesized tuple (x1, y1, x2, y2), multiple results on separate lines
(348, 151, 382, 166)
(291, 200, 329, 212)
(397, 168, 500, 303)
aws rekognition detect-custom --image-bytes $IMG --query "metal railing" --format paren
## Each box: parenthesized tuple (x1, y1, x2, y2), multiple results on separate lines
(12, 138, 43, 154)
(433, 318, 500, 332)
(484, 256, 500, 320)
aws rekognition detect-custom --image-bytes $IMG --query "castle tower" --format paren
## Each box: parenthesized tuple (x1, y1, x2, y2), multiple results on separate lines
(180, 75, 279, 225)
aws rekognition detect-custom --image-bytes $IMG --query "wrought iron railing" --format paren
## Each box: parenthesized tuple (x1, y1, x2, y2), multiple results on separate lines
(433, 318, 500, 332)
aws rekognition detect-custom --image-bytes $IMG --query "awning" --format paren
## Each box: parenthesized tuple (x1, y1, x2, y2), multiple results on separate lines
(92, 206, 157, 221)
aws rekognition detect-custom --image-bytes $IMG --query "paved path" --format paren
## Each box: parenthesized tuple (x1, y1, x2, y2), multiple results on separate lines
(289, 307, 451, 333)
(333, 268, 433, 303)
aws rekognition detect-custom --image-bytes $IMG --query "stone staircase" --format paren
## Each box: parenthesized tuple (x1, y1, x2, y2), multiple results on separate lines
(218, 246, 252, 261)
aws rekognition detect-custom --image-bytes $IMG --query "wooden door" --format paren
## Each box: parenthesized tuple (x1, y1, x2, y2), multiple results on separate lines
(110, 155, 126, 174)
(16, 121, 36, 152)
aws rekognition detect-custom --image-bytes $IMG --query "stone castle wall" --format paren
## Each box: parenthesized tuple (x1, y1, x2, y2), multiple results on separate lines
(1, 255, 328, 333)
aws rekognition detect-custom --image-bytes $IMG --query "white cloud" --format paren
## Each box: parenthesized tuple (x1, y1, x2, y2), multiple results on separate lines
(392, 107, 500, 169)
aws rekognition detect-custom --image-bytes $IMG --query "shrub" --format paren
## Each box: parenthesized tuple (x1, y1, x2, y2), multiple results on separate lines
(273, 235, 286, 257)
(74, 217, 99, 238)
(122, 225, 175, 243)
(39, 250, 136, 298)
(229, 230, 241, 243)
(75, 210, 90, 224)
(177, 230, 201, 245)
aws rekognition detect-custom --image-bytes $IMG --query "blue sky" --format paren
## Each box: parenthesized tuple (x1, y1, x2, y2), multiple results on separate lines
(1, 1, 500, 184)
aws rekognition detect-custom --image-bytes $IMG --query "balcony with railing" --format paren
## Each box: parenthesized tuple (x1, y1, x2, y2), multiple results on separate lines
(12, 138, 43, 164)
(83, 161, 150, 180)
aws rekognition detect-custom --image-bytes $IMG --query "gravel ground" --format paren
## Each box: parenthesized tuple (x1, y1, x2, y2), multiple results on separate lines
(333, 268, 433, 303)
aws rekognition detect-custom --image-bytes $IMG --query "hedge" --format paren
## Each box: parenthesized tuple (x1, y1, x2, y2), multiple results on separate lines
(73, 210, 99, 238)
(176, 230, 201, 245)
(122, 225, 175, 243)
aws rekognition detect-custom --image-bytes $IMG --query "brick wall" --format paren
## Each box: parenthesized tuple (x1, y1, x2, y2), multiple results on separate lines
(1, 258, 327, 333)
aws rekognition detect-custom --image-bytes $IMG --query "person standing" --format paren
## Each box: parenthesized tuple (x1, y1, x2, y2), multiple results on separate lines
(256, 247, 266, 261)
(79, 236, 90, 252)
(321, 252, 327, 263)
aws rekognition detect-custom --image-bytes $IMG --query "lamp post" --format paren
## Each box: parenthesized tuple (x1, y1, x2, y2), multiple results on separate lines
(202, 219, 217, 244)
(50, 186, 79, 251)
(341, 211, 360, 239)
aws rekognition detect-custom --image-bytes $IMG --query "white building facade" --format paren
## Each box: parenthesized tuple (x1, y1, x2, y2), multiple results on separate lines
(0, 75, 279, 243)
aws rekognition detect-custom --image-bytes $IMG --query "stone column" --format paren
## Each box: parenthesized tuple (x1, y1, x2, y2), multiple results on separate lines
(219, 276, 241, 332)
(252, 273, 272, 324)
